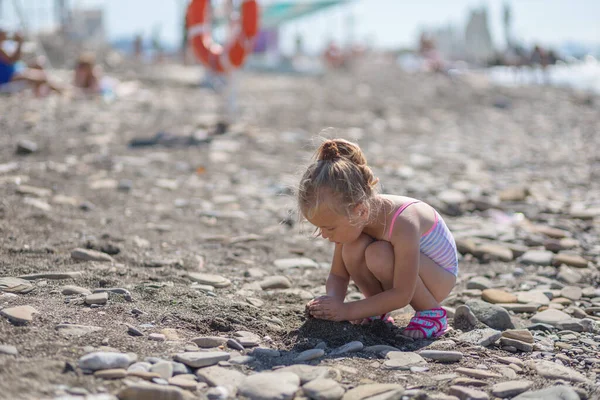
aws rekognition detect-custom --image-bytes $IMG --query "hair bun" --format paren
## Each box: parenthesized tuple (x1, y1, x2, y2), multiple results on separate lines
(319, 140, 341, 161)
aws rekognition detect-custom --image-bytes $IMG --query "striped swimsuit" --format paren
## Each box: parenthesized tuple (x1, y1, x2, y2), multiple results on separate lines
(387, 201, 458, 276)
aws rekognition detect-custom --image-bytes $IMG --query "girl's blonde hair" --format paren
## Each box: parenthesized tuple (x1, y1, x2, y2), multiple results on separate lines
(298, 138, 379, 219)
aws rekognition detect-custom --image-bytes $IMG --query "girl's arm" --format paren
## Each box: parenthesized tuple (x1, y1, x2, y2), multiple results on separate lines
(342, 217, 420, 321)
(326, 243, 350, 300)
(0, 35, 24, 63)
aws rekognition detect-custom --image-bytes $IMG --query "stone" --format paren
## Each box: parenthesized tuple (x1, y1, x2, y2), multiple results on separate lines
(71, 248, 114, 262)
(62, 285, 92, 295)
(451, 377, 488, 387)
(94, 368, 127, 379)
(455, 367, 502, 379)
(117, 383, 189, 400)
(16, 185, 51, 197)
(1, 305, 38, 324)
(473, 244, 513, 262)
(555, 319, 585, 332)
(519, 250, 554, 266)
(455, 328, 501, 347)
(191, 336, 227, 348)
(79, 352, 131, 371)
(513, 386, 580, 400)
(481, 289, 517, 304)
(295, 349, 325, 362)
(331, 341, 363, 355)
(85, 292, 108, 305)
(274, 258, 318, 269)
(276, 365, 330, 384)
(0, 277, 35, 294)
(530, 309, 572, 326)
(168, 376, 198, 390)
(233, 331, 261, 347)
(148, 333, 166, 342)
(303, 378, 345, 400)
(557, 266, 582, 284)
(363, 345, 399, 355)
(502, 329, 534, 343)
(128, 362, 151, 373)
(528, 360, 589, 383)
(383, 352, 427, 370)
(173, 352, 230, 368)
(496, 303, 539, 313)
(342, 384, 404, 400)
(128, 371, 162, 381)
(150, 361, 174, 380)
(448, 386, 489, 400)
(23, 197, 51, 211)
(561, 286, 582, 301)
(126, 324, 144, 337)
(238, 371, 300, 400)
(466, 277, 492, 290)
(196, 365, 245, 391)
(226, 338, 244, 351)
(251, 347, 280, 357)
(500, 337, 533, 352)
(453, 305, 478, 330)
(553, 253, 589, 268)
(229, 356, 254, 365)
(16, 139, 38, 154)
(19, 271, 83, 280)
(492, 380, 533, 398)
(187, 272, 231, 288)
(516, 290, 550, 305)
(56, 324, 102, 338)
(466, 300, 514, 330)
(494, 356, 524, 367)
(259, 276, 292, 289)
(418, 350, 463, 362)
(0, 345, 18, 356)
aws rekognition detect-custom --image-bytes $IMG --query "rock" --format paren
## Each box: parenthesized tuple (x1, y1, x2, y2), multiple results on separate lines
(274, 258, 318, 269)
(229, 356, 254, 365)
(0, 277, 35, 294)
(128, 362, 151, 373)
(331, 341, 363, 355)
(148, 333, 166, 342)
(455, 328, 501, 347)
(23, 197, 51, 211)
(500, 337, 533, 352)
(303, 378, 345, 400)
(226, 338, 244, 351)
(553, 253, 589, 268)
(295, 349, 325, 362)
(448, 386, 489, 400)
(453, 305, 478, 330)
(238, 371, 300, 400)
(56, 324, 102, 338)
(502, 329, 533, 343)
(383, 352, 427, 370)
(191, 336, 227, 348)
(19, 271, 83, 280)
(196, 365, 245, 391)
(16, 185, 51, 197)
(418, 350, 463, 362)
(455, 367, 502, 379)
(481, 289, 517, 304)
(187, 272, 231, 288)
(79, 352, 131, 371)
(496, 303, 539, 313)
(519, 250, 554, 266)
(117, 383, 190, 400)
(0, 345, 18, 356)
(532, 225, 569, 239)
(62, 285, 92, 295)
(451, 377, 487, 387)
(530, 309, 572, 326)
(233, 331, 261, 347)
(516, 290, 550, 305)
(0, 305, 38, 324)
(276, 365, 330, 384)
(126, 324, 144, 337)
(342, 384, 404, 400)
(94, 368, 127, 379)
(168, 376, 198, 390)
(85, 292, 108, 305)
(466, 277, 492, 290)
(555, 319, 585, 332)
(557, 266, 583, 284)
(560, 286, 582, 301)
(173, 352, 230, 368)
(363, 345, 399, 355)
(251, 347, 280, 357)
(466, 300, 514, 330)
(259, 276, 292, 289)
(528, 360, 589, 383)
(499, 187, 528, 202)
(513, 386, 580, 400)
(16, 140, 38, 155)
(473, 244, 513, 262)
(72, 248, 114, 262)
(150, 361, 173, 380)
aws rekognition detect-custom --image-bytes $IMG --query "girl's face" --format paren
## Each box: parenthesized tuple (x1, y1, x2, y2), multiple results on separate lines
(306, 202, 366, 245)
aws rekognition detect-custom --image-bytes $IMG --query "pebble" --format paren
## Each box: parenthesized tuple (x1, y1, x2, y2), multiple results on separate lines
(126, 324, 144, 337)
(0, 277, 35, 294)
(331, 341, 363, 355)
(238, 371, 300, 400)
(383, 352, 427, 370)
(233, 331, 261, 347)
(71, 248, 114, 262)
(168, 375, 198, 390)
(418, 350, 463, 362)
(456, 328, 502, 347)
(117, 383, 188, 400)
(276, 365, 330, 384)
(341, 384, 404, 400)
(0, 305, 38, 324)
(56, 324, 102, 338)
(552, 253, 589, 268)
(455, 367, 502, 379)
(259, 276, 292, 289)
(173, 352, 230, 368)
(196, 365, 246, 391)
(502, 329, 534, 343)
(85, 292, 108, 305)
(62, 285, 92, 295)
(0, 344, 18, 356)
(229, 355, 254, 365)
(513, 386, 580, 400)
(466, 300, 514, 330)
(274, 257, 318, 269)
(295, 349, 325, 362)
(451, 377, 487, 387)
(191, 336, 228, 348)
(251, 347, 281, 357)
(557, 266, 583, 284)
(148, 333, 166, 342)
(453, 305, 478, 330)
(303, 378, 345, 400)
(16, 139, 38, 154)
(496, 303, 539, 313)
(226, 338, 245, 351)
(363, 345, 399, 355)
(448, 386, 489, 400)
(561, 286, 583, 301)
(94, 368, 127, 379)
(466, 277, 492, 290)
(150, 361, 173, 380)
(528, 360, 589, 383)
(481, 289, 517, 304)
(530, 309, 572, 326)
(516, 290, 550, 306)
(127, 362, 151, 373)
(79, 352, 131, 371)
(520, 250, 554, 266)
(187, 272, 231, 288)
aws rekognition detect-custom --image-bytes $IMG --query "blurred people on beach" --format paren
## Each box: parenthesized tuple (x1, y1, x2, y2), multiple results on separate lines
(73, 52, 101, 95)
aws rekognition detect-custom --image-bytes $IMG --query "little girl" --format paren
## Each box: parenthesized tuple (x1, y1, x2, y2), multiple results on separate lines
(301, 138, 458, 339)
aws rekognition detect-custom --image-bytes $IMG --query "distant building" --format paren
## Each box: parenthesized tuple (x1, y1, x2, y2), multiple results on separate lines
(68, 8, 105, 44)
(464, 7, 495, 64)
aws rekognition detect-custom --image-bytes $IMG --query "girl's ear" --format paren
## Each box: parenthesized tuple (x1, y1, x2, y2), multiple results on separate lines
(352, 203, 368, 220)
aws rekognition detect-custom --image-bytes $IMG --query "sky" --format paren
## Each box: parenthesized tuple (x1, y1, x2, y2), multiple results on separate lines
(1, 0, 599, 54)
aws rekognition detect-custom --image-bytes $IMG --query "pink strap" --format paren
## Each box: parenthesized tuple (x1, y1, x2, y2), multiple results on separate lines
(387, 201, 421, 240)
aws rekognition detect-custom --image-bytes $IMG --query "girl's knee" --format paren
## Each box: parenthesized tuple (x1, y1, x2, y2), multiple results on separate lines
(341, 233, 372, 268)
(365, 241, 394, 274)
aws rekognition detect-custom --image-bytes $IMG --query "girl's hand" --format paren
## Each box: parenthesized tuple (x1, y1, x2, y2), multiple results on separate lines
(307, 296, 348, 322)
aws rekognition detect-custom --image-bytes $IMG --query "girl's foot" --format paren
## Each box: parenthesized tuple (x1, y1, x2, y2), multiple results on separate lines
(403, 308, 448, 339)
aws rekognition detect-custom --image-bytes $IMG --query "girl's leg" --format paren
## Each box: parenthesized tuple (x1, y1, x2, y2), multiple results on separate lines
(341, 233, 382, 298)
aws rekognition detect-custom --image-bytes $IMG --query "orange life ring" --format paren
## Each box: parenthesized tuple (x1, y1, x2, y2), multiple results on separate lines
(187, 0, 259, 73)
